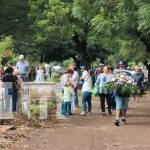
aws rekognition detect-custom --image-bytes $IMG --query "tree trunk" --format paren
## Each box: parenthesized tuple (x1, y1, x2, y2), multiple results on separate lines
(72, 33, 91, 69)
(40, 52, 44, 63)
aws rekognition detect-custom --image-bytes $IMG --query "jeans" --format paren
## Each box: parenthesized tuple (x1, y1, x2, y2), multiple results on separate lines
(82, 92, 92, 112)
(62, 102, 71, 115)
(115, 96, 129, 110)
(73, 87, 78, 106)
(99, 93, 112, 114)
(3, 89, 18, 113)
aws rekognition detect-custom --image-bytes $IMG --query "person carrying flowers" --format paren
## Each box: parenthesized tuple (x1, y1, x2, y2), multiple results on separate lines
(103, 61, 138, 126)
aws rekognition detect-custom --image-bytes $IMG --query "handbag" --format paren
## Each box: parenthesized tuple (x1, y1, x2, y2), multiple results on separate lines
(92, 87, 98, 96)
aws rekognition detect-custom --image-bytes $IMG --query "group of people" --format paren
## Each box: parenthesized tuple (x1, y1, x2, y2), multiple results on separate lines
(0, 54, 46, 114)
(0, 56, 148, 126)
(0, 54, 30, 113)
(0, 55, 45, 83)
(60, 62, 148, 126)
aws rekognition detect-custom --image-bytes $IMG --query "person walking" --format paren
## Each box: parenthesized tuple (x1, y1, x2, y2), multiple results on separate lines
(80, 66, 93, 116)
(132, 68, 144, 102)
(96, 66, 113, 116)
(114, 61, 131, 126)
(16, 55, 30, 82)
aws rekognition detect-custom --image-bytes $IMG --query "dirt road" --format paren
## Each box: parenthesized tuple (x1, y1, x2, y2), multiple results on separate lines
(8, 93, 150, 150)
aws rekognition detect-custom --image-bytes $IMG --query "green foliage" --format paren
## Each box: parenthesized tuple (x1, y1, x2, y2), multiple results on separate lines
(0, 0, 150, 67)
(138, 3, 150, 33)
(63, 58, 75, 68)
(30, 101, 53, 115)
(0, 36, 14, 55)
(91, 0, 150, 65)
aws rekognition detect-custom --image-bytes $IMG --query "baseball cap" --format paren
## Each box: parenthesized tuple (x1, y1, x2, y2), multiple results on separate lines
(119, 61, 126, 67)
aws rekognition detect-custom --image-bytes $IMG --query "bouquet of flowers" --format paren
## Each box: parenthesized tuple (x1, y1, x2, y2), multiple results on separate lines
(103, 72, 139, 97)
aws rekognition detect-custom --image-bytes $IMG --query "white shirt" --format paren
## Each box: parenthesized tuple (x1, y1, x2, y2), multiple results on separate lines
(72, 71, 79, 83)
(82, 70, 92, 93)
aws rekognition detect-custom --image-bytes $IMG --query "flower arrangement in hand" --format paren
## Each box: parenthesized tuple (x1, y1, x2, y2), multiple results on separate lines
(103, 72, 139, 97)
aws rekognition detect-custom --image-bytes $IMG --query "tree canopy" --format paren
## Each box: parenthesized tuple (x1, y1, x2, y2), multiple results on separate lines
(0, 0, 150, 68)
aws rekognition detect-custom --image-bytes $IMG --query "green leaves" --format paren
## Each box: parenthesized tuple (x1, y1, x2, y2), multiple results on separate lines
(138, 3, 150, 33)
(0, 36, 14, 54)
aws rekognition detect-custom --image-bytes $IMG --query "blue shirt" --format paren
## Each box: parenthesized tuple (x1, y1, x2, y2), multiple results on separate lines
(96, 73, 113, 94)
(132, 74, 144, 88)
(16, 61, 29, 75)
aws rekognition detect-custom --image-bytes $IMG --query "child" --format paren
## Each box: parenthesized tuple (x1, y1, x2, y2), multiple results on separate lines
(62, 86, 73, 116)
(36, 64, 44, 83)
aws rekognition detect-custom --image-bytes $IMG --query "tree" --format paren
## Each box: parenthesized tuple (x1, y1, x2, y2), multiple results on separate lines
(28, 0, 110, 68)
(92, 0, 150, 66)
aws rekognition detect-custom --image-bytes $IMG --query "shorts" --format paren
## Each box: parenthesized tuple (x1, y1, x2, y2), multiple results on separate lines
(115, 96, 129, 110)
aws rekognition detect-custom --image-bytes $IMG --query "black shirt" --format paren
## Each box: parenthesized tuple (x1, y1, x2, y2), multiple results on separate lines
(2, 74, 18, 90)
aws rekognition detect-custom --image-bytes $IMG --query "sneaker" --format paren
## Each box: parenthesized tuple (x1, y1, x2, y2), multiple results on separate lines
(101, 112, 106, 116)
(122, 118, 127, 124)
(115, 120, 120, 126)
(80, 111, 86, 116)
(86, 112, 91, 116)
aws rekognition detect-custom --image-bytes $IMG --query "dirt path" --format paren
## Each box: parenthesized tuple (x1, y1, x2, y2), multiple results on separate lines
(7, 93, 150, 150)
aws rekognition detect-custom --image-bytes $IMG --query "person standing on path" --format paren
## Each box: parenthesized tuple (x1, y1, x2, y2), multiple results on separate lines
(16, 55, 30, 82)
(96, 66, 113, 116)
(80, 66, 92, 116)
(61, 69, 76, 115)
(72, 66, 79, 108)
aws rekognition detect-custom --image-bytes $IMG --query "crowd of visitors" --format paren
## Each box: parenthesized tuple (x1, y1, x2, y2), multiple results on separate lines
(0, 55, 149, 126)
(60, 61, 148, 126)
